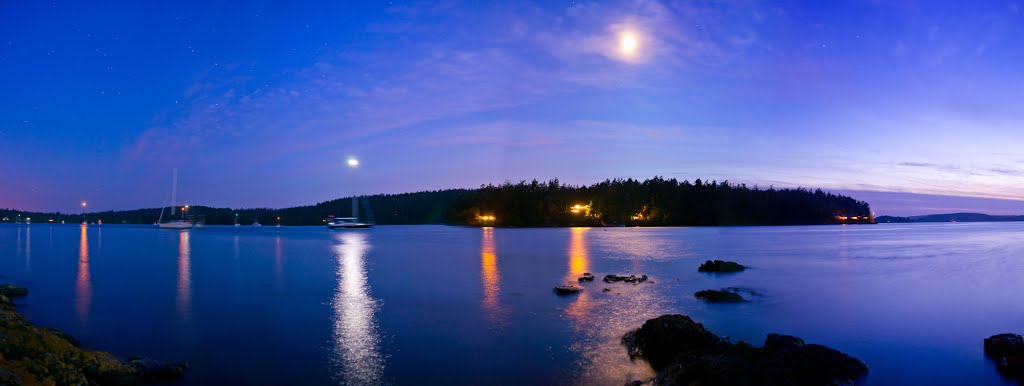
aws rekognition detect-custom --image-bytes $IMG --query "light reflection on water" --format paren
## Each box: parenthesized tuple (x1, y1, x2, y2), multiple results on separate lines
(565, 227, 592, 320)
(3, 223, 1022, 385)
(177, 230, 191, 323)
(275, 234, 283, 289)
(331, 231, 385, 385)
(563, 227, 662, 385)
(480, 227, 504, 321)
(75, 225, 91, 324)
(25, 225, 31, 271)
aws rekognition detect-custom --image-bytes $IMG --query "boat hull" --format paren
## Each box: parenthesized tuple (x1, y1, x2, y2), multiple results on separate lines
(326, 223, 373, 229)
(157, 221, 193, 229)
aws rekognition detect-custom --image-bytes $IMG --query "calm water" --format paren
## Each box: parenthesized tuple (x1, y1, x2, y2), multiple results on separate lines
(1, 223, 1021, 385)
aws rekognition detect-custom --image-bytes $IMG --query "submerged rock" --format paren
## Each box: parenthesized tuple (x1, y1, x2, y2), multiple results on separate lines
(127, 357, 189, 380)
(553, 285, 583, 295)
(985, 333, 1024, 380)
(603, 274, 648, 284)
(0, 285, 27, 297)
(694, 289, 746, 303)
(623, 314, 868, 386)
(578, 273, 595, 282)
(698, 260, 746, 273)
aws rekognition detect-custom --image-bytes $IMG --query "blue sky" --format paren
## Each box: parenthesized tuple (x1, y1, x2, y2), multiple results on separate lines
(3, 1, 1024, 215)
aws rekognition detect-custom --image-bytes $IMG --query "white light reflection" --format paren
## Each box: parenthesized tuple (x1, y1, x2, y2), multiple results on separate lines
(177, 230, 191, 323)
(275, 234, 284, 289)
(331, 232, 384, 385)
(565, 228, 667, 384)
(25, 225, 31, 271)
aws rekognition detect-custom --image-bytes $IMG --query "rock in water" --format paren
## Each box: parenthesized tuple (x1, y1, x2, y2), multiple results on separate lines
(694, 289, 746, 303)
(578, 273, 595, 282)
(622, 314, 868, 385)
(0, 285, 28, 297)
(553, 285, 583, 295)
(127, 357, 189, 380)
(603, 274, 648, 283)
(985, 333, 1024, 380)
(622, 315, 724, 369)
(697, 260, 746, 273)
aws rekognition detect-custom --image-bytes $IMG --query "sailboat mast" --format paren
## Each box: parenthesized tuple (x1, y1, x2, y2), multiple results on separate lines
(170, 168, 178, 216)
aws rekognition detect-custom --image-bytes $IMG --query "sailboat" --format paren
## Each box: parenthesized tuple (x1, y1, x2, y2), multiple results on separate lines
(326, 195, 375, 229)
(156, 169, 194, 229)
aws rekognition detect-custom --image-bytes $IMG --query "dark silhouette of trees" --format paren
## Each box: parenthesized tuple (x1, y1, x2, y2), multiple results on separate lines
(0, 177, 871, 227)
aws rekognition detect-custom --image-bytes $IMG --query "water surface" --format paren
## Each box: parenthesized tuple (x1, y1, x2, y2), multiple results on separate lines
(1, 223, 1021, 385)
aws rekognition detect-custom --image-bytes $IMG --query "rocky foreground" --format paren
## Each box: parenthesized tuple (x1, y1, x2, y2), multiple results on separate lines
(0, 285, 187, 385)
(985, 333, 1024, 381)
(623, 314, 868, 385)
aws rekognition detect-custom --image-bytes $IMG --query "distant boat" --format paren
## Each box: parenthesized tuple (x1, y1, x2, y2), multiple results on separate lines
(326, 217, 372, 229)
(156, 169, 197, 229)
(327, 195, 374, 229)
(252, 221, 262, 227)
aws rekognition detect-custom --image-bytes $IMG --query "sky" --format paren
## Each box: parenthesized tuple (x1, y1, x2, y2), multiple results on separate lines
(3, 1, 1024, 216)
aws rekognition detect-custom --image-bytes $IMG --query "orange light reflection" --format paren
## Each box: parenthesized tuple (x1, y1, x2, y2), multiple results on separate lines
(565, 227, 592, 319)
(75, 225, 91, 324)
(480, 227, 503, 320)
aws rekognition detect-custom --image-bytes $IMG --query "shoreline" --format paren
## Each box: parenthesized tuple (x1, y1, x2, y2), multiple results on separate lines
(0, 285, 187, 385)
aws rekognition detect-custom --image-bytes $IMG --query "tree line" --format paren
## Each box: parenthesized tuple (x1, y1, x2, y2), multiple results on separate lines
(0, 177, 871, 227)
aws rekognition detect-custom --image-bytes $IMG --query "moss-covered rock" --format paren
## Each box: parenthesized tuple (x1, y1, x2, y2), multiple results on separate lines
(0, 285, 186, 385)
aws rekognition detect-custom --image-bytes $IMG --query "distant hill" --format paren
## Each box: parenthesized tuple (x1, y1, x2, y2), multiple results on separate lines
(878, 213, 1024, 223)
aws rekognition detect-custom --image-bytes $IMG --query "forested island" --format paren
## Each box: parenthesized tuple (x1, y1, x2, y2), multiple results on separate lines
(877, 213, 1024, 223)
(1, 177, 872, 227)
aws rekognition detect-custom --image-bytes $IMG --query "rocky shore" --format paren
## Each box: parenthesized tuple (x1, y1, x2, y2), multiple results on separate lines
(623, 314, 868, 385)
(0, 284, 187, 385)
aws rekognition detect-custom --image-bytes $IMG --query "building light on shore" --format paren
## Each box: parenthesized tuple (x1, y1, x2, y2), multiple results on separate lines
(478, 215, 496, 222)
(570, 204, 590, 214)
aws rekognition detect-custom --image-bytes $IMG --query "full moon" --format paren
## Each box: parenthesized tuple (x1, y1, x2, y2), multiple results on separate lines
(347, 158, 359, 167)
(619, 31, 639, 56)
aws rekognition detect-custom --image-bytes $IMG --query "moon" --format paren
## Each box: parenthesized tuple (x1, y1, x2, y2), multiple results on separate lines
(619, 31, 639, 56)
(347, 158, 359, 167)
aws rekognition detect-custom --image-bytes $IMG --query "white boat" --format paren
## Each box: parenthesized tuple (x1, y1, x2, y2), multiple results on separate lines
(327, 217, 373, 229)
(159, 220, 193, 229)
(327, 196, 375, 229)
(156, 169, 197, 229)
(252, 221, 262, 227)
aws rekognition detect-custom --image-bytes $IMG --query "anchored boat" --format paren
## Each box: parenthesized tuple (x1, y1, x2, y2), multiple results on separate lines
(326, 196, 374, 229)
